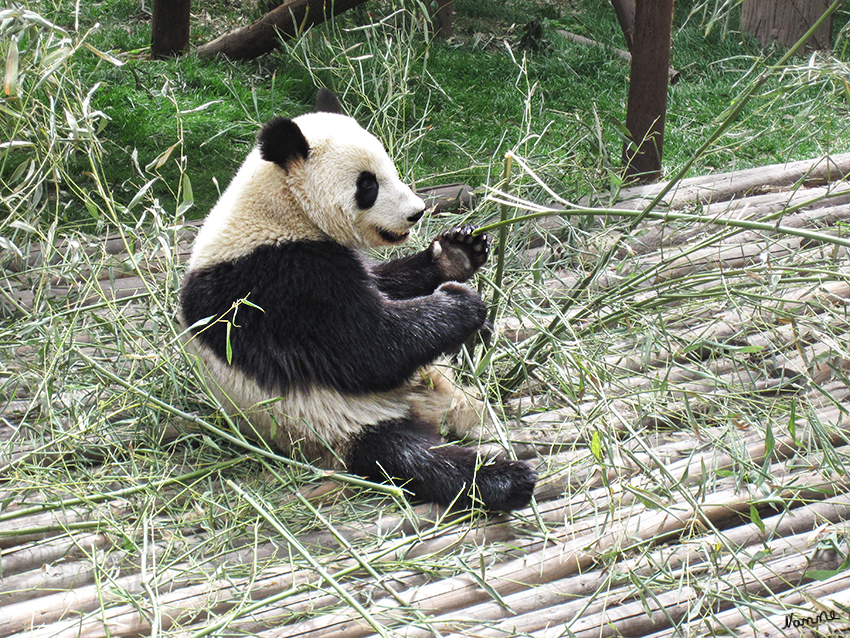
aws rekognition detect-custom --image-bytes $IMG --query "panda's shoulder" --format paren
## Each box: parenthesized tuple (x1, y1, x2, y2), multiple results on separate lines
(276, 239, 368, 271)
(187, 239, 371, 295)
(181, 239, 377, 330)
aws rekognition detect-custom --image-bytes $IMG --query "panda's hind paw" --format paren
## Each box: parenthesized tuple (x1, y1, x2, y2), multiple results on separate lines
(431, 226, 490, 282)
(476, 457, 537, 513)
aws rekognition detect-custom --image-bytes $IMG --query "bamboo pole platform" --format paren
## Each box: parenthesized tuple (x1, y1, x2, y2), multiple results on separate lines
(2, 158, 850, 636)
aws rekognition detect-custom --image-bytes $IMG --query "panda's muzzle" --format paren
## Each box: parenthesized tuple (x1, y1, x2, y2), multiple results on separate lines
(407, 209, 425, 223)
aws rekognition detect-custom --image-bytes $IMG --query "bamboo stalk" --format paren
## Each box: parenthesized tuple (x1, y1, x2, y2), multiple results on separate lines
(730, 582, 850, 638)
(280, 467, 849, 638)
(528, 539, 841, 638)
(0, 533, 109, 579)
(0, 553, 125, 607)
(641, 572, 850, 638)
(0, 509, 107, 550)
(608, 152, 850, 211)
(389, 492, 850, 638)
(5, 400, 849, 638)
(0, 566, 189, 637)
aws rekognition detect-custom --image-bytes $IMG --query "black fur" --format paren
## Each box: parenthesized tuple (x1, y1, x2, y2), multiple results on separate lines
(372, 226, 490, 299)
(372, 250, 447, 300)
(257, 117, 309, 170)
(355, 171, 379, 209)
(315, 88, 345, 114)
(180, 241, 487, 396)
(347, 417, 537, 511)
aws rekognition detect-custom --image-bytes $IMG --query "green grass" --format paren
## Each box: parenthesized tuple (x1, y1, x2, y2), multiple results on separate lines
(5, 0, 848, 227)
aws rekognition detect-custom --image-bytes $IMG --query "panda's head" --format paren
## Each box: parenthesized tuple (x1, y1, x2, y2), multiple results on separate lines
(256, 91, 425, 249)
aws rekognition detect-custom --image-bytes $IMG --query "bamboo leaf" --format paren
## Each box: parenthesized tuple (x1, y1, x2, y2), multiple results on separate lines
(590, 429, 602, 462)
(4, 37, 18, 98)
(125, 178, 158, 213)
(762, 420, 775, 477)
(146, 143, 178, 172)
(82, 41, 124, 66)
(225, 321, 233, 364)
(749, 505, 765, 535)
(789, 401, 798, 445)
(177, 173, 194, 216)
(805, 569, 845, 582)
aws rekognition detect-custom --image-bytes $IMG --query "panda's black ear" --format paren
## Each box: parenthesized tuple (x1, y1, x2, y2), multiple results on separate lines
(257, 117, 310, 170)
(315, 88, 345, 115)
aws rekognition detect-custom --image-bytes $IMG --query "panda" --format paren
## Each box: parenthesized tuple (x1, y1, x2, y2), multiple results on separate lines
(179, 89, 536, 512)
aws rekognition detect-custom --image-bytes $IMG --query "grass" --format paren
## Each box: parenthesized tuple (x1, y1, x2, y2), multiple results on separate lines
(5, 0, 849, 225)
(3, 0, 850, 636)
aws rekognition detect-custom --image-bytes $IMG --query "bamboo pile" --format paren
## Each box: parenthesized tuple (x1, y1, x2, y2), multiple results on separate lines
(2, 156, 850, 636)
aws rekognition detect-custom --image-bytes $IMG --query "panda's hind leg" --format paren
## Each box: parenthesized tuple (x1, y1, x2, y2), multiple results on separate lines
(409, 364, 489, 441)
(347, 417, 536, 512)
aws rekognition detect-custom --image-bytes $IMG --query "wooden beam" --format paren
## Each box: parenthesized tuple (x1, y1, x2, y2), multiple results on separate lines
(196, 0, 368, 61)
(609, 0, 635, 50)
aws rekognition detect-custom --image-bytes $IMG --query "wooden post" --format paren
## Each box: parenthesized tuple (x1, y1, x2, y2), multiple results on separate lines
(150, 0, 191, 59)
(741, 0, 832, 51)
(434, 0, 454, 39)
(622, 0, 674, 183)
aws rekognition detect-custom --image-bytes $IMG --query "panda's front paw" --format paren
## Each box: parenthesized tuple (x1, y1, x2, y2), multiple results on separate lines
(437, 282, 487, 331)
(431, 225, 490, 283)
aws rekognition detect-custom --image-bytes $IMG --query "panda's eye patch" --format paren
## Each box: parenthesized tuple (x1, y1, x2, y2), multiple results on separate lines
(355, 171, 379, 209)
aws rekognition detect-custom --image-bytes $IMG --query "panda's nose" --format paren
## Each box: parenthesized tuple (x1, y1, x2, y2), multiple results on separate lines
(407, 209, 425, 223)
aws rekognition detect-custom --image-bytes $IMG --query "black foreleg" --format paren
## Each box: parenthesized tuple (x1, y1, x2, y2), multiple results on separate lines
(347, 418, 536, 512)
(372, 226, 491, 300)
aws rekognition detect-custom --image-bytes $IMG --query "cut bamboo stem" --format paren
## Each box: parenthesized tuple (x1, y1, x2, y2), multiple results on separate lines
(280, 468, 849, 638)
(607, 152, 850, 210)
(381, 493, 850, 638)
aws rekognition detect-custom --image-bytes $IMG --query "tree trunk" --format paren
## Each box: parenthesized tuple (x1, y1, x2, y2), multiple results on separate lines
(434, 0, 454, 39)
(196, 0, 368, 61)
(741, 0, 832, 51)
(622, 0, 674, 183)
(150, 0, 190, 59)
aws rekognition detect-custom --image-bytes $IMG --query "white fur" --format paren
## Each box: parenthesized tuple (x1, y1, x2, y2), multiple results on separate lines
(189, 150, 324, 269)
(189, 112, 424, 271)
(293, 113, 424, 248)
(188, 338, 411, 466)
(187, 334, 485, 467)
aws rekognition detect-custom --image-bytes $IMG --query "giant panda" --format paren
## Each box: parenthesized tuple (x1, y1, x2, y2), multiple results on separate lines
(179, 89, 536, 512)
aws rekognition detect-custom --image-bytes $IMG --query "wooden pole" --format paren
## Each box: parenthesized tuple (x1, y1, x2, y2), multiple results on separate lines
(150, 0, 191, 59)
(622, 0, 674, 183)
(196, 0, 368, 61)
(434, 0, 454, 39)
